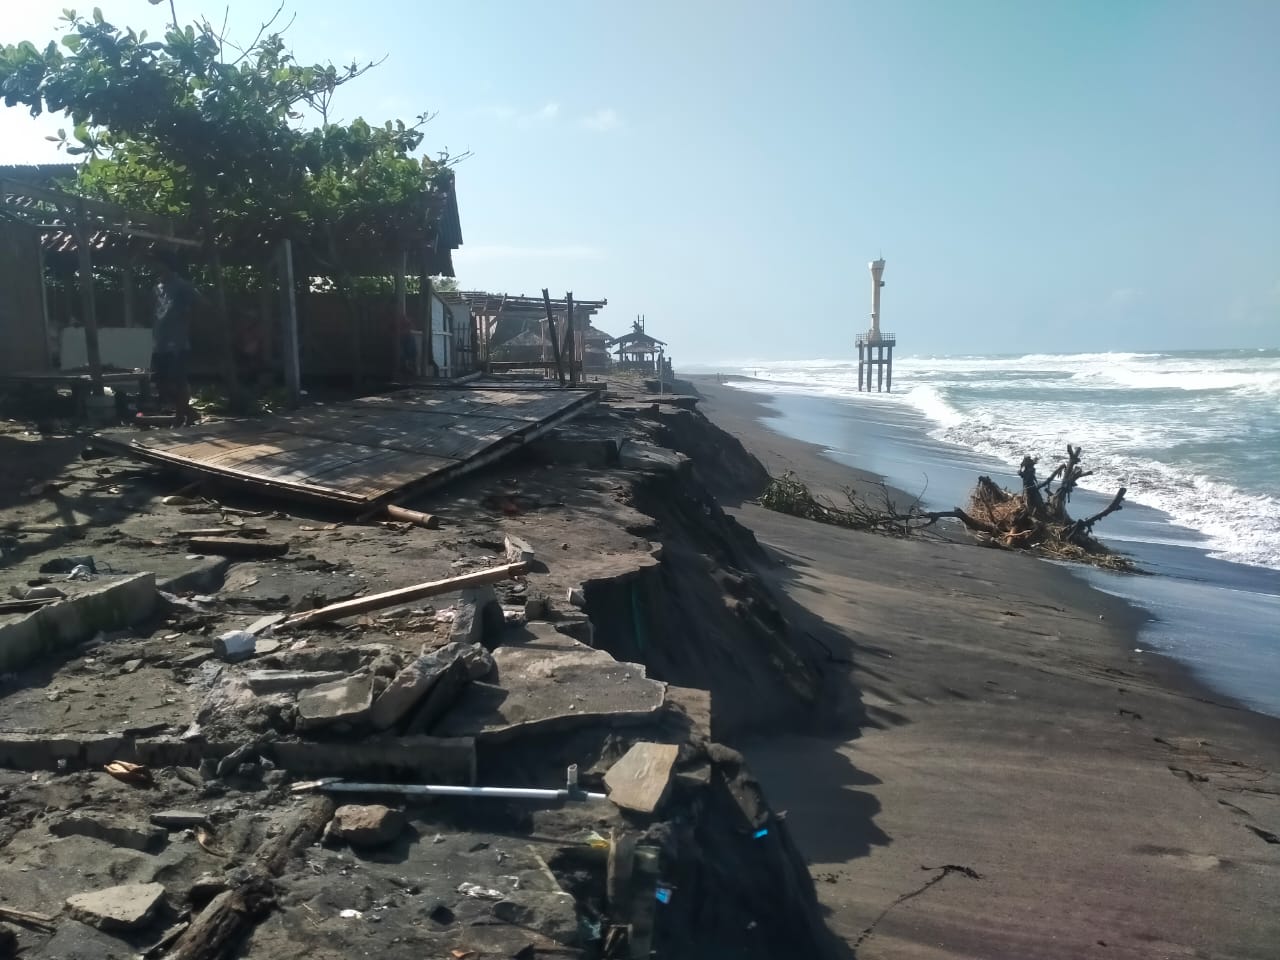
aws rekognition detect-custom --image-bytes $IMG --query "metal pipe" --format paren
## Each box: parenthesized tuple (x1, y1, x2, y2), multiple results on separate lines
(303, 781, 608, 802)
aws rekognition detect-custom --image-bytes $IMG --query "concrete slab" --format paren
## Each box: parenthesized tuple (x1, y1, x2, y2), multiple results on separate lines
(295, 674, 373, 731)
(65, 882, 165, 931)
(0, 573, 157, 672)
(49, 814, 166, 852)
(435, 623, 665, 743)
(604, 742, 679, 815)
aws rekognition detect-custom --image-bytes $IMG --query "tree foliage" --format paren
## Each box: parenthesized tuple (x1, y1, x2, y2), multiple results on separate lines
(0, 6, 456, 263)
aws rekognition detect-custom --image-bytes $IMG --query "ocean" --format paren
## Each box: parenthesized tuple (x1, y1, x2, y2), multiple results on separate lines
(693, 349, 1280, 716)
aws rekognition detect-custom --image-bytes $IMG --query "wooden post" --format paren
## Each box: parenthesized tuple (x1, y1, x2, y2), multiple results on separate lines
(542, 288, 566, 385)
(422, 273, 435, 377)
(73, 199, 104, 395)
(121, 261, 136, 327)
(393, 250, 407, 378)
(565, 292, 577, 385)
(279, 239, 301, 407)
(38, 240, 53, 368)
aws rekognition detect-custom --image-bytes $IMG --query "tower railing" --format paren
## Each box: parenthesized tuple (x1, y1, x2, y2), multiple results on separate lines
(856, 332, 896, 346)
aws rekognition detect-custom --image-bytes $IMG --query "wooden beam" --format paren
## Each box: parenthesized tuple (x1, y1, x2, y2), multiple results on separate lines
(278, 562, 527, 630)
(565, 292, 578, 385)
(542, 287, 566, 386)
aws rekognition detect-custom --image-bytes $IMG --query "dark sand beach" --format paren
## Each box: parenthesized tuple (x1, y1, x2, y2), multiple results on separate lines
(691, 377, 1280, 959)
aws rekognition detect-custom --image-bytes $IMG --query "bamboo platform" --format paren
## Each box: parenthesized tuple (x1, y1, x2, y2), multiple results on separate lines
(92, 384, 600, 509)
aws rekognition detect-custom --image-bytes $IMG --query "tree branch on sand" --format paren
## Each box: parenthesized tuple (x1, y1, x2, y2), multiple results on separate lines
(759, 444, 1134, 571)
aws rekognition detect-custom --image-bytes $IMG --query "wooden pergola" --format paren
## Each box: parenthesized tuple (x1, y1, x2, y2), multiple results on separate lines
(450, 290, 607, 383)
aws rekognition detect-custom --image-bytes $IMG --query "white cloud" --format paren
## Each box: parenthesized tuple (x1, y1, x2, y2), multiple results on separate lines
(458, 244, 605, 263)
(476, 102, 560, 128)
(581, 107, 622, 132)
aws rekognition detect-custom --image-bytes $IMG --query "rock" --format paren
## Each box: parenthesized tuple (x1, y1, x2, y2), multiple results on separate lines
(65, 882, 165, 931)
(296, 674, 374, 731)
(0, 923, 16, 958)
(504, 534, 535, 564)
(213, 630, 257, 663)
(566, 586, 586, 608)
(604, 742, 680, 815)
(22, 585, 67, 601)
(266, 735, 476, 784)
(327, 804, 405, 848)
(244, 669, 346, 694)
(49, 813, 166, 852)
(150, 809, 210, 829)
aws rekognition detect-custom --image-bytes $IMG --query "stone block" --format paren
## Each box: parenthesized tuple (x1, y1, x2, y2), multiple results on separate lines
(295, 674, 373, 731)
(245, 669, 346, 694)
(65, 882, 165, 931)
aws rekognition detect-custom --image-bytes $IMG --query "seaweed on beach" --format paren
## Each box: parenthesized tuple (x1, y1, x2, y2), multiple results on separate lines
(760, 444, 1136, 571)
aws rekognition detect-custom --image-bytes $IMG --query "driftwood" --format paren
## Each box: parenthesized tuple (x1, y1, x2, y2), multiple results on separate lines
(162, 796, 333, 960)
(760, 443, 1131, 570)
(0, 905, 57, 930)
(384, 505, 440, 529)
(277, 562, 527, 630)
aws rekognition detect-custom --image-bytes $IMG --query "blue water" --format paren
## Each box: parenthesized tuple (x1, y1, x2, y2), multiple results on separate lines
(702, 350, 1280, 717)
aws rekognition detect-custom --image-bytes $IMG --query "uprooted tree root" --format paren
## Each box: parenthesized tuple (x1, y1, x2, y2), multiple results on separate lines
(760, 444, 1135, 571)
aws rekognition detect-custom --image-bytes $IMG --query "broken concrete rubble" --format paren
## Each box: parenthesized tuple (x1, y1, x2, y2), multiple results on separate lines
(447, 586, 502, 647)
(0, 573, 157, 672)
(245, 669, 347, 694)
(64, 882, 165, 932)
(369, 642, 487, 731)
(295, 674, 374, 731)
(48, 813, 166, 852)
(436, 623, 666, 743)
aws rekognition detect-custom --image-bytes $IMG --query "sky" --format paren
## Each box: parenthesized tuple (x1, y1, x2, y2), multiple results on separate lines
(3, 0, 1278, 362)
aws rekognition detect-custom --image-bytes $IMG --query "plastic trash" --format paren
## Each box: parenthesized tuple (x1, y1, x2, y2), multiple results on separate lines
(456, 882, 504, 901)
(214, 630, 257, 663)
(339, 909, 363, 919)
(39, 555, 96, 574)
(65, 565, 95, 582)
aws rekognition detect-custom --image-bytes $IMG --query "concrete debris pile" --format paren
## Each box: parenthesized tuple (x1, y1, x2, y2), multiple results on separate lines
(0, 378, 839, 960)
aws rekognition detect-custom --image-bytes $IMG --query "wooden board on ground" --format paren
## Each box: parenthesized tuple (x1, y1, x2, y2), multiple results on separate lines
(91, 383, 598, 510)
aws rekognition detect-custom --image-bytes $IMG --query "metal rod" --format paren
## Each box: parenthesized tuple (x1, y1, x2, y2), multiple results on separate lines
(298, 781, 608, 802)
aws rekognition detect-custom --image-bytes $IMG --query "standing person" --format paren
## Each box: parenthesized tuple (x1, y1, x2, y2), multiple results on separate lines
(150, 255, 201, 426)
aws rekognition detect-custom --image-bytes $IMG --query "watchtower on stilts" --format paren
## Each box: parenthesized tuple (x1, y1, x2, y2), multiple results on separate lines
(857, 258, 894, 392)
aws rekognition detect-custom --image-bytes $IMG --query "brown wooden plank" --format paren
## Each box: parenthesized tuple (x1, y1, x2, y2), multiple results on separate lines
(310, 449, 456, 496)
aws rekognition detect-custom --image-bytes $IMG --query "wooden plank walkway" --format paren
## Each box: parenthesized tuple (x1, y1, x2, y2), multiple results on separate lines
(92, 384, 600, 509)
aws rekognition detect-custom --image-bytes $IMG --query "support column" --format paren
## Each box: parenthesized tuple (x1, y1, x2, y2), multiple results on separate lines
(278, 239, 301, 407)
(121, 262, 136, 327)
(857, 342, 865, 391)
(393, 250, 407, 378)
(886, 345, 893, 393)
(876, 345, 884, 392)
(73, 200, 103, 395)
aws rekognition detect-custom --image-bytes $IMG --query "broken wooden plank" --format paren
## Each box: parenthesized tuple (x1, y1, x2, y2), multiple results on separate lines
(277, 563, 527, 630)
(603, 742, 679, 815)
(187, 537, 289, 558)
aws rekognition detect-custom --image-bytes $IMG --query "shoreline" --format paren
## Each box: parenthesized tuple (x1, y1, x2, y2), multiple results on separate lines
(687, 374, 1280, 957)
(694, 373, 1280, 718)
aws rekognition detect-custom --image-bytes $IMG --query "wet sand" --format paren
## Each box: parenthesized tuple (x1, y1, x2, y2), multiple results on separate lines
(692, 377, 1280, 959)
